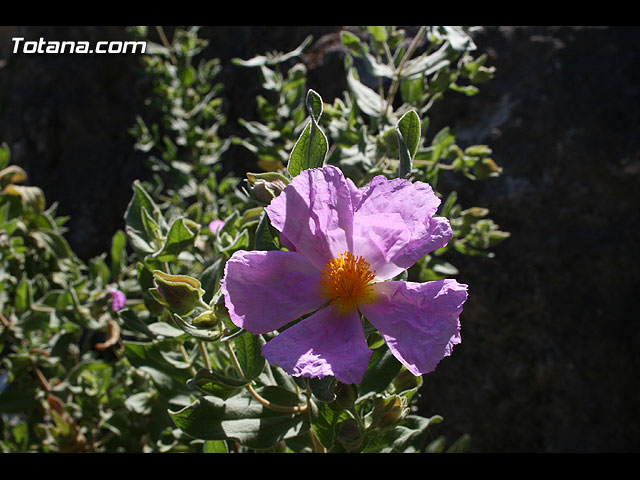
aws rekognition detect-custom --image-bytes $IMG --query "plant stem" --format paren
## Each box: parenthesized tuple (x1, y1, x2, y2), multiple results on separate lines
(384, 26, 427, 118)
(155, 26, 178, 65)
(224, 341, 307, 414)
(198, 341, 212, 370)
(246, 383, 308, 414)
(179, 345, 197, 376)
(304, 382, 326, 453)
(309, 427, 327, 453)
(0, 311, 11, 329)
(32, 365, 52, 393)
(348, 406, 366, 431)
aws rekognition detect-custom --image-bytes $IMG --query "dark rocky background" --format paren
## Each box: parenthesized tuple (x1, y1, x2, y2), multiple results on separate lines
(0, 26, 638, 452)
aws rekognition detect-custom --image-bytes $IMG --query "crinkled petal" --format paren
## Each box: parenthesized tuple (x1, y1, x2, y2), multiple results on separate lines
(351, 175, 452, 279)
(221, 250, 326, 334)
(261, 305, 373, 384)
(351, 212, 411, 280)
(265, 166, 354, 271)
(360, 279, 468, 375)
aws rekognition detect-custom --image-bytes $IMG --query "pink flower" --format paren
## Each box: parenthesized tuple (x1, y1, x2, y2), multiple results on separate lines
(221, 166, 468, 384)
(209, 219, 224, 234)
(109, 288, 126, 312)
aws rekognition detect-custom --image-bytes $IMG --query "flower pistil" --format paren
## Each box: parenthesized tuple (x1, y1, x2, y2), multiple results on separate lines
(320, 251, 377, 314)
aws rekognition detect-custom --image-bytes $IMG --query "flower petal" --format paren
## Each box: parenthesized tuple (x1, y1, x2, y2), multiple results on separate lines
(208, 219, 224, 234)
(261, 305, 373, 384)
(360, 279, 468, 375)
(265, 166, 354, 271)
(351, 175, 452, 279)
(221, 250, 326, 334)
(109, 288, 126, 312)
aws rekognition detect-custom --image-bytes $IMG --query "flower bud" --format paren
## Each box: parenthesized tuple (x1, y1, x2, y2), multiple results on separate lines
(108, 288, 126, 312)
(336, 418, 364, 452)
(330, 381, 359, 411)
(246, 172, 289, 204)
(192, 310, 219, 328)
(149, 270, 206, 317)
(371, 395, 408, 430)
(392, 368, 422, 393)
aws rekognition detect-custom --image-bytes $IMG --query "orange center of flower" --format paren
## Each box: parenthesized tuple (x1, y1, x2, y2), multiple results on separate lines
(320, 251, 377, 314)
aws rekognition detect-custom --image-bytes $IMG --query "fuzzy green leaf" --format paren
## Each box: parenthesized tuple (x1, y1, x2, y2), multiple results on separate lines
(233, 332, 266, 380)
(396, 110, 421, 177)
(287, 90, 328, 177)
(186, 368, 251, 399)
(358, 345, 403, 398)
(152, 217, 199, 262)
(169, 387, 309, 449)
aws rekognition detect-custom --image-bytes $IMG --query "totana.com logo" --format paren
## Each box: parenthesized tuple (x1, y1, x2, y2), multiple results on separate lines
(12, 37, 147, 54)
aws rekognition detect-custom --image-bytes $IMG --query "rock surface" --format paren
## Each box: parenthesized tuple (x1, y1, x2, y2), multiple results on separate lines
(1, 25, 638, 452)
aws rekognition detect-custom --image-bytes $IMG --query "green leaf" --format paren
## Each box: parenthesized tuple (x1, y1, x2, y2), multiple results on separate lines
(30, 228, 73, 259)
(14, 275, 30, 314)
(67, 361, 113, 397)
(199, 258, 223, 304)
(203, 440, 229, 453)
(110, 229, 126, 280)
(254, 211, 279, 251)
(367, 26, 387, 43)
(219, 229, 249, 256)
(147, 321, 188, 339)
(311, 400, 349, 450)
(186, 368, 251, 399)
(118, 308, 155, 340)
(287, 90, 328, 177)
(124, 180, 161, 236)
(169, 387, 309, 449)
(124, 181, 162, 256)
(124, 391, 154, 415)
(233, 332, 266, 381)
(152, 217, 199, 262)
(400, 77, 425, 104)
(179, 65, 197, 87)
(4, 185, 45, 212)
(440, 190, 458, 218)
(12, 422, 29, 451)
(396, 110, 421, 178)
(363, 414, 443, 453)
(309, 376, 337, 403)
(126, 228, 156, 257)
(0, 142, 10, 169)
(232, 35, 312, 68)
(346, 66, 383, 117)
(340, 31, 367, 58)
(140, 207, 160, 243)
(306, 88, 323, 121)
(450, 83, 479, 96)
(172, 314, 221, 341)
(124, 340, 193, 396)
(0, 380, 38, 414)
(464, 144, 493, 157)
(437, 26, 476, 52)
(403, 42, 452, 80)
(446, 433, 471, 452)
(358, 345, 403, 398)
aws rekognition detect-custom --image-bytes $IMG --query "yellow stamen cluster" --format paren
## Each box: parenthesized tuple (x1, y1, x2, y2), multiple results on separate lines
(320, 251, 376, 314)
